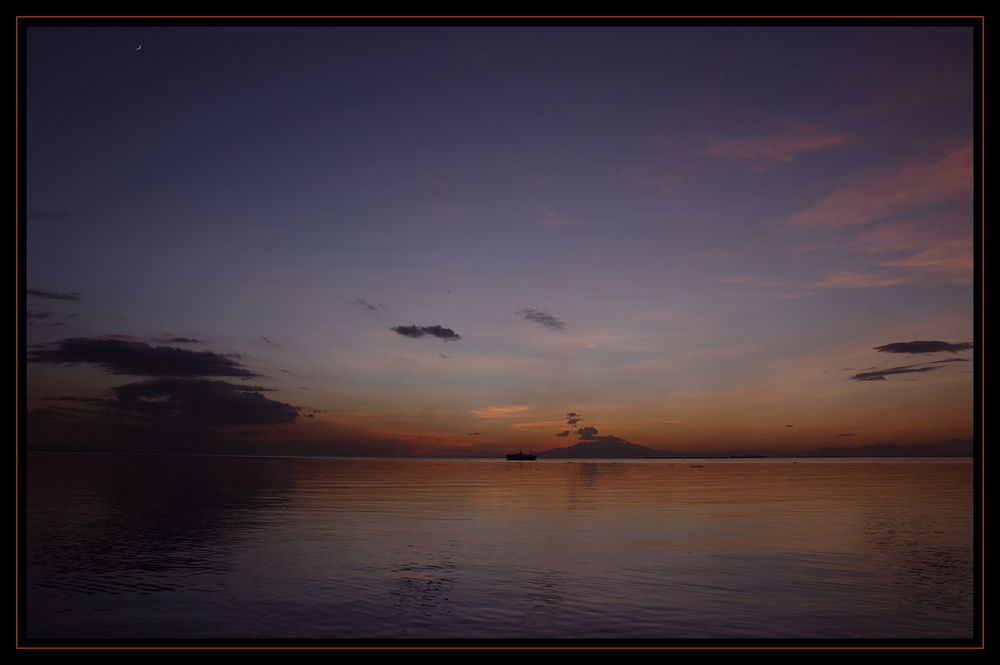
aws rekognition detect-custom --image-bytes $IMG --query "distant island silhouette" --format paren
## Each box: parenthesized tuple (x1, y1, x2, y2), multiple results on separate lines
(535, 438, 973, 460)
(537, 439, 665, 459)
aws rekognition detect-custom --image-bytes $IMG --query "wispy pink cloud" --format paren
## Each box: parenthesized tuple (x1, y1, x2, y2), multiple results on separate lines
(536, 207, 585, 227)
(813, 272, 915, 288)
(618, 124, 852, 194)
(469, 405, 530, 418)
(848, 220, 973, 283)
(718, 276, 789, 287)
(780, 143, 973, 228)
(718, 275, 815, 298)
(701, 127, 852, 171)
(877, 241, 973, 280)
(615, 153, 700, 195)
(444, 263, 471, 282)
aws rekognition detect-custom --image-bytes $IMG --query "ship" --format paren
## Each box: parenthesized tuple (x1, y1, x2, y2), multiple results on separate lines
(506, 449, 537, 461)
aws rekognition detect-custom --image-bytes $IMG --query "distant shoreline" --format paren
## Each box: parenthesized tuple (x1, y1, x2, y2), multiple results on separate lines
(25, 449, 973, 461)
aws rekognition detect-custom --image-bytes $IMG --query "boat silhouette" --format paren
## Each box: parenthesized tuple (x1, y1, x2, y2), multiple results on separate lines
(506, 449, 536, 461)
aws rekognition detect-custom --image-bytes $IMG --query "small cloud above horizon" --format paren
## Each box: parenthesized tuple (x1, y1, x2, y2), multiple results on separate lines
(348, 297, 381, 312)
(874, 340, 972, 354)
(391, 324, 462, 341)
(517, 309, 566, 331)
(700, 126, 852, 172)
(850, 365, 940, 381)
(469, 405, 529, 418)
(27, 288, 82, 301)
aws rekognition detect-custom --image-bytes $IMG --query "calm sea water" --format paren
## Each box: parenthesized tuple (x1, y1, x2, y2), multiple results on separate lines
(24, 454, 974, 641)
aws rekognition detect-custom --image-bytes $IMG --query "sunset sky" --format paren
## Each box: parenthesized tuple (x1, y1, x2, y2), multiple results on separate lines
(24, 25, 978, 456)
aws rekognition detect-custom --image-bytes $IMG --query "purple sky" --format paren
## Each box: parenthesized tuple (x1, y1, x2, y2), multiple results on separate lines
(24, 24, 977, 456)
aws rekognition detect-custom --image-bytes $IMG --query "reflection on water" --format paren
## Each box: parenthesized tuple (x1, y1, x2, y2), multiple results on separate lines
(390, 548, 457, 618)
(25, 454, 974, 640)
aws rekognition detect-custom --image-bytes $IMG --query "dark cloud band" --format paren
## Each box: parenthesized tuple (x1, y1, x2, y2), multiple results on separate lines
(850, 365, 940, 381)
(109, 377, 298, 425)
(349, 297, 378, 311)
(27, 289, 82, 301)
(390, 325, 462, 341)
(517, 308, 565, 330)
(27, 337, 259, 378)
(874, 341, 973, 354)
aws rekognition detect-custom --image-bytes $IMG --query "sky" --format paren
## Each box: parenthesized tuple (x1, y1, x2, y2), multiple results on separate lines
(23, 24, 978, 457)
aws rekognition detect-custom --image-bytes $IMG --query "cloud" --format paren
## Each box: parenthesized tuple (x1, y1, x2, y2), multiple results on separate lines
(517, 309, 566, 331)
(26, 310, 68, 328)
(877, 245, 973, 283)
(573, 426, 632, 446)
(786, 145, 974, 286)
(874, 341, 973, 354)
(701, 126, 852, 171)
(850, 365, 941, 381)
(348, 297, 379, 311)
(719, 275, 815, 299)
(469, 405, 529, 418)
(617, 155, 698, 195)
(806, 218, 973, 289)
(847, 221, 973, 283)
(260, 335, 278, 346)
(27, 337, 259, 378)
(390, 325, 462, 341)
(556, 431, 570, 437)
(620, 125, 852, 196)
(27, 288, 82, 301)
(108, 378, 299, 425)
(837, 433, 856, 437)
(780, 143, 973, 228)
(718, 276, 789, 287)
(813, 272, 915, 288)
(166, 337, 202, 344)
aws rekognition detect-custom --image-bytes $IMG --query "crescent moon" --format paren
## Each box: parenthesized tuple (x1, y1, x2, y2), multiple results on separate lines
(136, 45, 141, 50)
